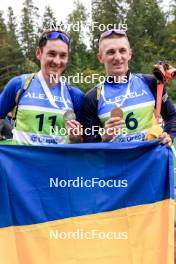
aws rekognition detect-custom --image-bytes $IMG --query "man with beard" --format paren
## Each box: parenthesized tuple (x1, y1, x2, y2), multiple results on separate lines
(0, 30, 84, 145)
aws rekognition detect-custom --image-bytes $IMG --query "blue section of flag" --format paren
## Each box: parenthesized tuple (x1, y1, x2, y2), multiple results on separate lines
(0, 141, 174, 228)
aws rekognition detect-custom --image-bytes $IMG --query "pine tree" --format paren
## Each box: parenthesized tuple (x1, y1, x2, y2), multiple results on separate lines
(66, 0, 89, 73)
(0, 11, 9, 90)
(163, 0, 176, 62)
(0, 11, 7, 45)
(90, 0, 127, 69)
(126, 0, 167, 73)
(6, 7, 25, 74)
(42, 5, 57, 31)
(0, 10, 25, 90)
(20, 0, 39, 61)
(7, 7, 17, 36)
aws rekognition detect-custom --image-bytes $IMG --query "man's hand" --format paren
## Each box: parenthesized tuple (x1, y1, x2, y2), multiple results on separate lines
(101, 117, 124, 142)
(0, 119, 13, 140)
(159, 132, 172, 147)
(65, 120, 83, 143)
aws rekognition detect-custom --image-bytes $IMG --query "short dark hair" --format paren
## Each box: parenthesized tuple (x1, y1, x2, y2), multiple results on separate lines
(38, 33, 47, 49)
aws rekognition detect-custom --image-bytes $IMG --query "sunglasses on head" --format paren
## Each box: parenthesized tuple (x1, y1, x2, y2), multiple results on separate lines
(41, 31, 70, 45)
(99, 29, 127, 42)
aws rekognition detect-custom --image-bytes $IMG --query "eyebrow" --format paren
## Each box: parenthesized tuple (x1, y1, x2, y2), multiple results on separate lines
(47, 49, 67, 54)
(47, 49, 57, 53)
(106, 48, 115, 52)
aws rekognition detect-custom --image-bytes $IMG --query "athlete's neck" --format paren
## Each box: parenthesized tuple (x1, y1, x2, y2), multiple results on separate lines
(48, 74, 61, 87)
(42, 71, 61, 87)
(114, 75, 127, 83)
(106, 72, 129, 84)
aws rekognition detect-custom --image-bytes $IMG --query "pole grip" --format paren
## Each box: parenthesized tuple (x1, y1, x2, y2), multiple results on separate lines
(156, 82, 164, 124)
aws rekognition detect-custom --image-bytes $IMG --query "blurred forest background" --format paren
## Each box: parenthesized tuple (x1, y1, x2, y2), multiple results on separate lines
(0, 0, 176, 99)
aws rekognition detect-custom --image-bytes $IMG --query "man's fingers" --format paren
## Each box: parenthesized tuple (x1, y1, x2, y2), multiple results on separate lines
(159, 132, 172, 147)
(0, 119, 13, 139)
(159, 132, 167, 139)
(66, 120, 81, 129)
(66, 120, 83, 138)
(66, 120, 83, 143)
(160, 138, 172, 146)
(105, 117, 123, 124)
(68, 120, 80, 126)
(105, 120, 124, 129)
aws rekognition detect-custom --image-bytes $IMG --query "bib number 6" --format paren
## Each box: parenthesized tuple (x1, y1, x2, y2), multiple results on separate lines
(125, 112, 138, 130)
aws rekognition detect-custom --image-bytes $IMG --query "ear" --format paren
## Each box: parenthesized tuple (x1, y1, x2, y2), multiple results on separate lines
(35, 47, 42, 60)
(128, 48, 132, 60)
(97, 52, 104, 64)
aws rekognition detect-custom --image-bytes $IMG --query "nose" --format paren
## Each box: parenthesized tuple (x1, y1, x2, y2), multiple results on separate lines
(53, 55, 62, 65)
(114, 51, 121, 61)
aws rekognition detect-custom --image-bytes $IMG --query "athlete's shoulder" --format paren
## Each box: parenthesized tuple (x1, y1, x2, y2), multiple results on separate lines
(0, 74, 28, 118)
(3, 73, 33, 94)
(65, 84, 84, 122)
(85, 85, 98, 98)
(67, 83, 84, 98)
(4, 75, 23, 93)
(66, 83, 85, 109)
(133, 73, 157, 85)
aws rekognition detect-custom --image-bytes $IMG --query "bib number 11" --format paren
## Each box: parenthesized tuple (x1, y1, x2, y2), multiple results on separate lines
(36, 114, 57, 131)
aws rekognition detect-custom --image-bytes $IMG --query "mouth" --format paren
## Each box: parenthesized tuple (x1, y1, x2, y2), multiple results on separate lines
(48, 66, 62, 72)
(113, 63, 124, 68)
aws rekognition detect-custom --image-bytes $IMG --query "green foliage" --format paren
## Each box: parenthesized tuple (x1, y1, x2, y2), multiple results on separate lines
(21, 58, 39, 72)
(20, 0, 39, 61)
(90, 0, 127, 68)
(127, 0, 166, 72)
(166, 79, 176, 101)
(0, 10, 25, 91)
(66, 0, 90, 74)
(0, 0, 176, 101)
(42, 5, 57, 31)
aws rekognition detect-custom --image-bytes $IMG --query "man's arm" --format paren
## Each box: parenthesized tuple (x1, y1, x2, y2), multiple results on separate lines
(0, 119, 13, 139)
(82, 86, 124, 143)
(82, 87, 102, 143)
(68, 85, 85, 123)
(0, 76, 22, 139)
(66, 85, 85, 143)
(160, 95, 176, 141)
(142, 74, 176, 141)
(0, 76, 22, 119)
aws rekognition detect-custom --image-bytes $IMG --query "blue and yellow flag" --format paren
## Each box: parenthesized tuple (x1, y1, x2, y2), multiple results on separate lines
(0, 141, 174, 264)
